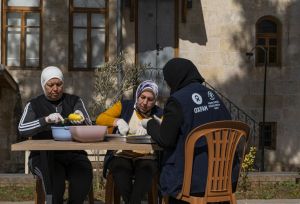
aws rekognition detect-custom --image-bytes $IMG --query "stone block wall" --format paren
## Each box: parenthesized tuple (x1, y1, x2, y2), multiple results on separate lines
(248, 172, 300, 186)
(175, 0, 300, 171)
(0, 87, 24, 173)
(1, 0, 300, 171)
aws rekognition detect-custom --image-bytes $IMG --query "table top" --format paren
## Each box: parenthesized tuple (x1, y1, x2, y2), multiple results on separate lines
(11, 136, 161, 151)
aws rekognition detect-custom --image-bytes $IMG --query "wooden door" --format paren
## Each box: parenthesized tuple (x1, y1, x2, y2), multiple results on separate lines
(136, 0, 177, 99)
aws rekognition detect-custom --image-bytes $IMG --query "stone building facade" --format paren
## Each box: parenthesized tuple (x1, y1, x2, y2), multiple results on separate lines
(0, 0, 299, 172)
(0, 65, 23, 172)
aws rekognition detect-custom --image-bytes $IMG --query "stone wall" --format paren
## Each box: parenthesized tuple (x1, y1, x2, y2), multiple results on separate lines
(1, 0, 300, 171)
(8, 0, 118, 118)
(175, 0, 300, 171)
(249, 172, 300, 185)
(119, 0, 300, 171)
(0, 87, 24, 173)
(1, 0, 118, 172)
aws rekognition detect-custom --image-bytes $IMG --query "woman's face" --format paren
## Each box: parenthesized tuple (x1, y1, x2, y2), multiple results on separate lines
(136, 90, 156, 114)
(44, 78, 64, 101)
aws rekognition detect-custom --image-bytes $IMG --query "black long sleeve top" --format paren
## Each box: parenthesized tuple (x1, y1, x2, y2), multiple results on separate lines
(147, 97, 183, 149)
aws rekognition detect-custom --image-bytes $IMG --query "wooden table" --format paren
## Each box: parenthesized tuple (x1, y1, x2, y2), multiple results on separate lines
(11, 136, 161, 204)
(11, 138, 161, 151)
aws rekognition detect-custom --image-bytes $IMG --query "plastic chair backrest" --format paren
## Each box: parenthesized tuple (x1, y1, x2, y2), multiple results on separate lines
(178, 120, 250, 204)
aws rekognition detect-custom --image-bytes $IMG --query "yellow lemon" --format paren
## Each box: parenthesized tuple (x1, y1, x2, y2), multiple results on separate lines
(68, 113, 82, 121)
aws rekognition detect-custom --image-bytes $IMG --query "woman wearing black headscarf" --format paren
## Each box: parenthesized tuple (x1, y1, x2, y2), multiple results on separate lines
(144, 58, 235, 203)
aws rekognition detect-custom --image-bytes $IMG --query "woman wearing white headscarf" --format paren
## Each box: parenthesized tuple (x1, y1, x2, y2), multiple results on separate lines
(18, 66, 93, 204)
(96, 80, 163, 204)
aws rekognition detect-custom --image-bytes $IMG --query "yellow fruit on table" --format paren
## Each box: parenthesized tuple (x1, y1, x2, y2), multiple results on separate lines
(68, 113, 82, 121)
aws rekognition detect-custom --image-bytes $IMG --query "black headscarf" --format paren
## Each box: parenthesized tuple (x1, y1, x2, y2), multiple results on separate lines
(163, 58, 205, 94)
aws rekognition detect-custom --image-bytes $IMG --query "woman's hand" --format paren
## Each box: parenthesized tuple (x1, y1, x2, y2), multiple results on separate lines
(135, 125, 147, 135)
(45, 113, 64, 123)
(116, 119, 129, 136)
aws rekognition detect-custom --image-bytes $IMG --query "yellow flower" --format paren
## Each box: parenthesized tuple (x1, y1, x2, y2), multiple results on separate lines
(242, 146, 256, 172)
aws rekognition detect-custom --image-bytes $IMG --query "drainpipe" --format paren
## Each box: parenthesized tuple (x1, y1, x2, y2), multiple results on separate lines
(246, 46, 268, 172)
(117, 0, 123, 87)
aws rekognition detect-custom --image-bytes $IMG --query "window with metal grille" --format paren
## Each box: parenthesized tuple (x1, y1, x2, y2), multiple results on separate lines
(255, 16, 281, 66)
(1, 0, 42, 69)
(69, 0, 109, 70)
(259, 122, 277, 150)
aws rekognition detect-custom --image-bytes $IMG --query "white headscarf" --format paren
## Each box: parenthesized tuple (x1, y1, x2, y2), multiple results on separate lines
(41, 66, 63, 93)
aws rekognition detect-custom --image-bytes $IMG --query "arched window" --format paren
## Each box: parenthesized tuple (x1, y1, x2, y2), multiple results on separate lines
(256, 16, 281, 66)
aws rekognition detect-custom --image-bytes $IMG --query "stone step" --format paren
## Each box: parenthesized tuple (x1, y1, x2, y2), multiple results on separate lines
(0, 171, 299, 186)
(248, 172, 300, 183)
(0, 173, 35, 186)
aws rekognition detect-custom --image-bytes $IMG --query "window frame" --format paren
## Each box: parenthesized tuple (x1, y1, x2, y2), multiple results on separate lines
(255, 16, 281, 67)
(1, 0, 43, 69)
(259, 121, 277, 150)
(69, 0, 109, 71)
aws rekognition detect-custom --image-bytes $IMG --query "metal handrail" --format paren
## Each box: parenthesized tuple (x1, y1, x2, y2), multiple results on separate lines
(203, 81, 259, 146)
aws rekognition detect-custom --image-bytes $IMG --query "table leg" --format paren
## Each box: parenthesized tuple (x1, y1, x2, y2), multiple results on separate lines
(46, 195, 53, 204)
(40, 151, 54, 204)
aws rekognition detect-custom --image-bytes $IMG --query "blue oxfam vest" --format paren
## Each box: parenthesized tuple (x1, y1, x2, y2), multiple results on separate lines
(160, 82, 231, 197)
